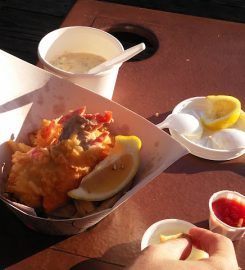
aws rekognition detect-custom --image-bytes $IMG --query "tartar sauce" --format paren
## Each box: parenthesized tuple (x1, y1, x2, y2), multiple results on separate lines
(51, 52, 106, 73)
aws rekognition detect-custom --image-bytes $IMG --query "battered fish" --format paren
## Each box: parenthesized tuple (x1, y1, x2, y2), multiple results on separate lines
(6, 109, 113, 213)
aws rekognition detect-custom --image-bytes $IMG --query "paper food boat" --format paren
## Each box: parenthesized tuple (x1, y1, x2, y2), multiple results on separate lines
(0, 50, 187, 235)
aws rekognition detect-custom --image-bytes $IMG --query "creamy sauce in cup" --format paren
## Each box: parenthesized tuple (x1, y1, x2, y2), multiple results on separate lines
(51, 52, 106, 74)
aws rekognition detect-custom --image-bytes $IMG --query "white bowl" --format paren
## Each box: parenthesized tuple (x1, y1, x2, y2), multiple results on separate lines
(141, 219, 208, 260)
(170, 96, 245, 161)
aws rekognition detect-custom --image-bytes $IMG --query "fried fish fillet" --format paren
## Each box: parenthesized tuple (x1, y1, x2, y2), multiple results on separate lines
(6, 110, 113, 213)
(7, 135, 109, 212)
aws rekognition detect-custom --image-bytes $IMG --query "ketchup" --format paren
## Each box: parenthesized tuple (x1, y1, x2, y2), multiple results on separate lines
(212, 197, 245, 227)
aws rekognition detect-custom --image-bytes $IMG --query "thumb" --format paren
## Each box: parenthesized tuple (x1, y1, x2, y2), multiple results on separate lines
(189, 227, 236, 258)
(146, 237, 192, 260)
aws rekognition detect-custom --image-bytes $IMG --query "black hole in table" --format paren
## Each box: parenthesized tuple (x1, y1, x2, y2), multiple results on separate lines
(107, 24, 159, 61)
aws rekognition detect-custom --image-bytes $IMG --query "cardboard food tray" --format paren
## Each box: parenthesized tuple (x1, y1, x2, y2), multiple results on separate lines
(0, 50, 187, 235)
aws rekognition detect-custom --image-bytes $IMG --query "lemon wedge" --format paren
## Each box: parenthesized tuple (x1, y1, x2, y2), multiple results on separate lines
(68, 135, 141, 201)
(201, 95, 241, 130)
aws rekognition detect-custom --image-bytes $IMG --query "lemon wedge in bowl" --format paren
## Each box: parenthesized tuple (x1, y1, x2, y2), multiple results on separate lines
(201, 95, 241, 130)
(68, 135, 142, 201)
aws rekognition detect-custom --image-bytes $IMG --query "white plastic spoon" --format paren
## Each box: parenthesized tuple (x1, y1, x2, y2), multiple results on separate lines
(210, 128, 245, 151)
(157, 113, 203, 139)
(87, 42, 146, 75)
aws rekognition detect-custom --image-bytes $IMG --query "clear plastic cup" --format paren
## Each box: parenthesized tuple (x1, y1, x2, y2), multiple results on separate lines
(209, 190, 245, 241)
(38, 26, 124, 99)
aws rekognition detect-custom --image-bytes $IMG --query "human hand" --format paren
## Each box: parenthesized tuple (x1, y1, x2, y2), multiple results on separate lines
(126, 227, 239, 270)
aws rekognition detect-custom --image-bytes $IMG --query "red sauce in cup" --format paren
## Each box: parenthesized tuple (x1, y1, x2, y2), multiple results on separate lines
(212, 197, 245, 227)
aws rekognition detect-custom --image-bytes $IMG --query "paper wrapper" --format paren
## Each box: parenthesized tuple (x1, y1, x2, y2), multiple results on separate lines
(0, 49, 187, 235)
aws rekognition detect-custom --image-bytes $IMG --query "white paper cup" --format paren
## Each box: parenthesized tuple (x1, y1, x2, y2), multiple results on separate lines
(38, 26, 124, 99)
(209, 190, 245, 241)
(141, 219, 208, 260)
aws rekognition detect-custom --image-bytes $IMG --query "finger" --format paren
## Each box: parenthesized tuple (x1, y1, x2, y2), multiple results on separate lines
(144, 237, 192, 261)
(189, 227, 235, 258)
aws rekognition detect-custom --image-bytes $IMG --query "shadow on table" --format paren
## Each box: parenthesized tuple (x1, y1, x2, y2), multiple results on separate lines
(70, 240, 139, 270)
(195, 219, 209, 229)
(0, 200, 68, 269)
(71, 258, 124, 270)
(165, 154, 245, 178)
(147, 111, 171, 126)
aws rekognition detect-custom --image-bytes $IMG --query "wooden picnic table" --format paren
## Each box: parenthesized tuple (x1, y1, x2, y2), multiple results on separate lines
(2, 0, 245, 269)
